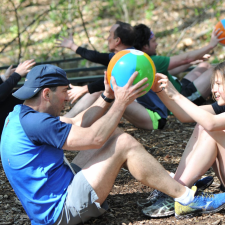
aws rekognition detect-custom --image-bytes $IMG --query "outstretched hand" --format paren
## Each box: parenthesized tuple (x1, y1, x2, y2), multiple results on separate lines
(67, 84, 88, 104)
(15, 59, 36, 77)
(111, 71, 149, 106)
(152, 73, 179, 99)
(209, 28, 225, 48)
(55, 34, 78, 52)
(4, 65, 16, 80)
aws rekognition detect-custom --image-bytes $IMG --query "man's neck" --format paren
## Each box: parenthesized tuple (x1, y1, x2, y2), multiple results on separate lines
(24, 99, 47, 114)
(114, 45, 133, 53)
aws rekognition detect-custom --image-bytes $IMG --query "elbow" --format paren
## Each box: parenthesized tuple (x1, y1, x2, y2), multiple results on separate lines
(92, 137, 106, 149)
(88, 132, 106, 149)
(204, 123, 217, 132)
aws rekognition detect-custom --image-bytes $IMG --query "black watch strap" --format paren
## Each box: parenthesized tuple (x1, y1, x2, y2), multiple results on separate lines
(101, 92, 114, 103)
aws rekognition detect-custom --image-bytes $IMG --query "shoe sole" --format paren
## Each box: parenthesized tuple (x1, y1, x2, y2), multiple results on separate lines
(149, 210, 174, 218)
(175, 203, 225, 220)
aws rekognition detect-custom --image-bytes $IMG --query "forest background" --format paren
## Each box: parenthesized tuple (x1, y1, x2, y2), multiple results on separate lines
(1, 0, 225, 79)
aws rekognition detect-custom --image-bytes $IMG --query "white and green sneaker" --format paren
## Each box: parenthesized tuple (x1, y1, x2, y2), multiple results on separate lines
(140, 176, 214, 217)
(137, 189, 165, 207)
(142, 194, 174, 217)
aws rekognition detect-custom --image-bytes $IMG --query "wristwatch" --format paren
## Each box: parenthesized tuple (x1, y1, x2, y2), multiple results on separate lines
(101, 92, 114, 103)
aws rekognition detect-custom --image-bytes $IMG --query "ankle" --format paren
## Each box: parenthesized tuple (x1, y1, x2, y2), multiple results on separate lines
(174, 186, 194, 205)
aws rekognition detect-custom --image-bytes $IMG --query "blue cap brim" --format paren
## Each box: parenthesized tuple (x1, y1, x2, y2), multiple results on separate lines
(13, 86, 41, 100)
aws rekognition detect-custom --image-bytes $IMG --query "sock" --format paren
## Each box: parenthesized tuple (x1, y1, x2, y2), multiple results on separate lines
(174, 186, 195, 205)
(170, 172, 175, 178)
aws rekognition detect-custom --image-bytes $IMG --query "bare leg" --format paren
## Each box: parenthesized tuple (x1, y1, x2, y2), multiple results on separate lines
(123, 101, 154, 130)
(184, 64, 212, 99)
(175, 124, 225, 188)
(64, 92, 101, 118)
(184, 62, 210, 82)
(72, 128, 186, 204)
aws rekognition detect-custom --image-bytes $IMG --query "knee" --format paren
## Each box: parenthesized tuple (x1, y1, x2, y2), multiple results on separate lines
(196, 123, 207, 134)
(197, 62, 210, 70)
(117, 133, 142, 153)
(196, 123, 215, 139)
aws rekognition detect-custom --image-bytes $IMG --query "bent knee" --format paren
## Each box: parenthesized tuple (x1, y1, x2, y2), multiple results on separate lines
(197, 62, 211, 70)
(117, 133, 143, 153)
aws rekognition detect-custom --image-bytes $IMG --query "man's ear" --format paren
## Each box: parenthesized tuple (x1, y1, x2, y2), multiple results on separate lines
(116, 37, 121, 45)
(42, 88, 51, 100)
(142, 44, 148, 52)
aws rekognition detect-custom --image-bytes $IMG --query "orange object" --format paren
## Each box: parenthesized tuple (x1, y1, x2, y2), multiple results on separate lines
(215, 19, 225, 45)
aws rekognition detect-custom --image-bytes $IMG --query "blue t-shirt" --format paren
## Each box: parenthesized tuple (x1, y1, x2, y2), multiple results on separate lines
(1, 104, 73, 225)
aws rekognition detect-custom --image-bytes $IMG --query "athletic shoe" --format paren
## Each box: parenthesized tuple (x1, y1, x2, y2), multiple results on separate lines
(137, 189, 165, 207)
(175, 186, 225, 219)
(137, 176, 213, 208)
(194, 176, 214, 191)
(142, 194, 174, 217)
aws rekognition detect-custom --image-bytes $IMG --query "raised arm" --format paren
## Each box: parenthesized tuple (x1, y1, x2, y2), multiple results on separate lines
(153, 73, 225, 130)
(56, 35, 110, 66)
(0, 60, 35, 101)
(61, 71, 149, 150)
(168, 28, 224, 70)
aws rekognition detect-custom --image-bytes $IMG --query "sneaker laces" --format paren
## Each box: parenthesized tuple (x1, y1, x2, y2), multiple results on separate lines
(147, 189, 163, 200)
(196, 191, 215, 199)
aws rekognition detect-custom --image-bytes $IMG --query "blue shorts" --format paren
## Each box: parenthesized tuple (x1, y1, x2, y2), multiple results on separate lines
(54, 163, 108, 225)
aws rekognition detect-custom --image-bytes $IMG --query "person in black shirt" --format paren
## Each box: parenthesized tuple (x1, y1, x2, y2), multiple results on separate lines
(0, 59, 35, 139)
(56, 22, 167, 130)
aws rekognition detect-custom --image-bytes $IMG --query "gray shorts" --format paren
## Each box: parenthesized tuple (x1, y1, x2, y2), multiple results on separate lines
(54, 163, 108, 225)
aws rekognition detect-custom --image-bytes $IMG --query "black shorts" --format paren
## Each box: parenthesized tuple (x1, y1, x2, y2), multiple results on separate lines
(180, 78, 205, 105)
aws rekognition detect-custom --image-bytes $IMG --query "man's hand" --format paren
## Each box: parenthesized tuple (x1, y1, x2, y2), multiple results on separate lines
(209, 28, 225, 49)
(67, 84, 88, 104)
(15, 59, 36, 77)
(55, 34, 78, 52)
(112, 71, 149, 106)
(103, 71, 114, 99)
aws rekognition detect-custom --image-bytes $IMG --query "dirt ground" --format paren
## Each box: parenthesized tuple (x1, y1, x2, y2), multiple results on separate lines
(1, 110, 225, 225)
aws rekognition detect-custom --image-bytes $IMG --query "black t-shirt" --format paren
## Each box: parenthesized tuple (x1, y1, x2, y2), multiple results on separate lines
(212, 101, 225, 114)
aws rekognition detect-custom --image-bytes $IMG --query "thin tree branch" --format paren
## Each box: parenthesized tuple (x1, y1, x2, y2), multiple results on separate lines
(0, 0, 64, 54)
(167, 20, 197, 57)
(76, 0, 96, 50)
(8, 0, 22, 63)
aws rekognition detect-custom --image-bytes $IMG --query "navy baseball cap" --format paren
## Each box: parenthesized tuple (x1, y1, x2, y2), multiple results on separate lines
(13, 64, 70, 100)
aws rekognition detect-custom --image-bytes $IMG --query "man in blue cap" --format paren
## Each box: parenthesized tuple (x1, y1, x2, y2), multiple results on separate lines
(2, 64, 225, 224)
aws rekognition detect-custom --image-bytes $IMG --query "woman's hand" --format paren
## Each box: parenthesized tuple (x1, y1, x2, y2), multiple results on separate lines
(153, 73, 180, 99)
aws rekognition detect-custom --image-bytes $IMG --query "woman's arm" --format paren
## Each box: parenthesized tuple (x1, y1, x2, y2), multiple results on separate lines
(153, 73, 222, 129)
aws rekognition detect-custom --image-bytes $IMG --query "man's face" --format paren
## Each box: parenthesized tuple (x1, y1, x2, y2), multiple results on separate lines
(107, 24, 119, 53)
(48, 86, 69, 117)
(145, 36, 158, 56)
